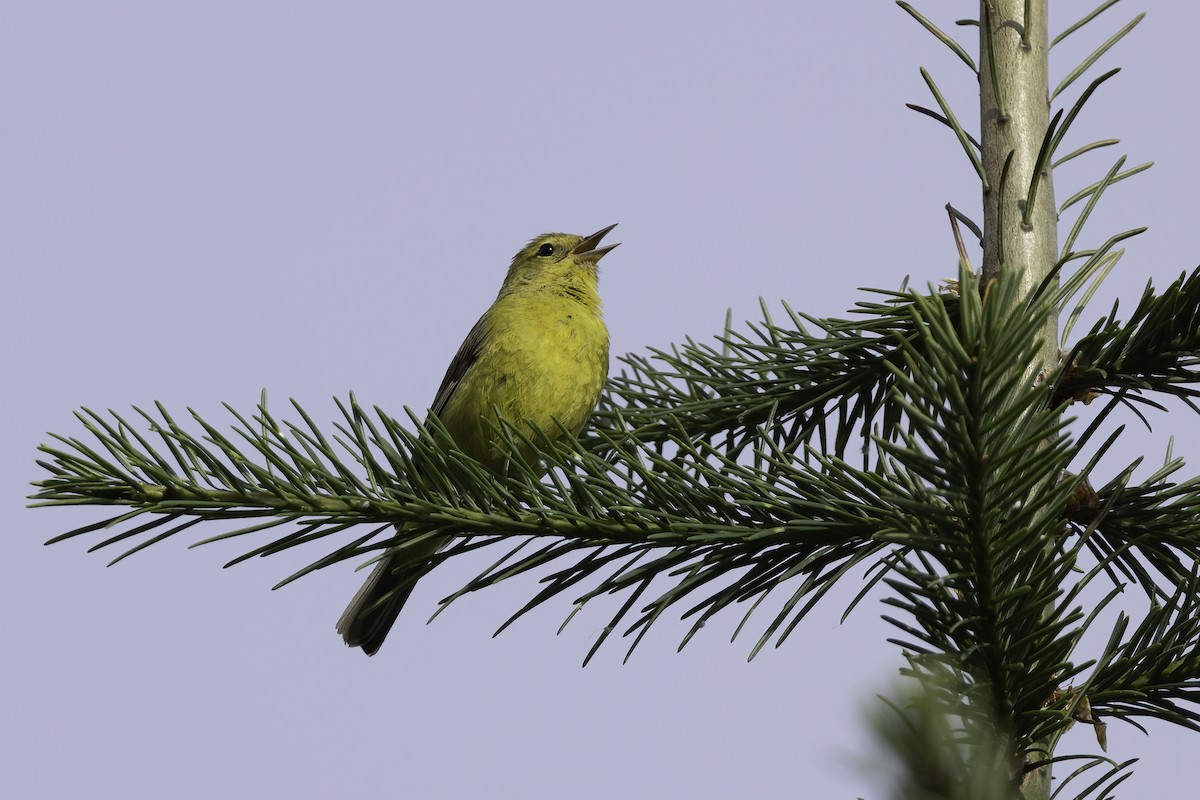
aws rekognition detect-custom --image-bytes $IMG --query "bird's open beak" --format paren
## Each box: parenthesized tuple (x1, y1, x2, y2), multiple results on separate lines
(572, 223, 620, 262)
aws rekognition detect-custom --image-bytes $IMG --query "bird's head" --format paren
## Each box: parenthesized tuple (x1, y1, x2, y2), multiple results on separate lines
(499, 224, 619, 298)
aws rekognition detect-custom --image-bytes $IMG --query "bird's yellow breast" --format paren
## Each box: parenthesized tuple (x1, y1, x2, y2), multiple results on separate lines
(438, 289, 609, 472)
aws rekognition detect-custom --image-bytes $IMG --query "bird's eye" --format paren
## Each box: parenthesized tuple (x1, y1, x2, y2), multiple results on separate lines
(536, 243, 555, 257)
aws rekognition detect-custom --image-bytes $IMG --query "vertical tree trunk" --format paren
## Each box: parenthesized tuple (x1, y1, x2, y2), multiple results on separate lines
(978, 2, 1057, 799)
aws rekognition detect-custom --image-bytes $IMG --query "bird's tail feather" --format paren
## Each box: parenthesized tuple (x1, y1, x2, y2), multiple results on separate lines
(337, 532, 442, 656)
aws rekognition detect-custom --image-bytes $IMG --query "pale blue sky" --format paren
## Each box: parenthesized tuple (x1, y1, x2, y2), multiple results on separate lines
(5, 3, 1199, 797)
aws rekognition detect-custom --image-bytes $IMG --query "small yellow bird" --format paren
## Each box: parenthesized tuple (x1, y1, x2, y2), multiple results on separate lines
(337, 225, 617, 655)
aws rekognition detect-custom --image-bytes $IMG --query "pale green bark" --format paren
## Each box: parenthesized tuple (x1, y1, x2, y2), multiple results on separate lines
(979, 0, 1059, 363)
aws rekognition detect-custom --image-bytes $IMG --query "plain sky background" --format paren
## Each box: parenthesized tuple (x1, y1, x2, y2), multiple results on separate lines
(5, 2, 1200, 798)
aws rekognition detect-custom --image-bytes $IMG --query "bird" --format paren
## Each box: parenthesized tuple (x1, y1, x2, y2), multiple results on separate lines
(337, 224, 618, 655)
